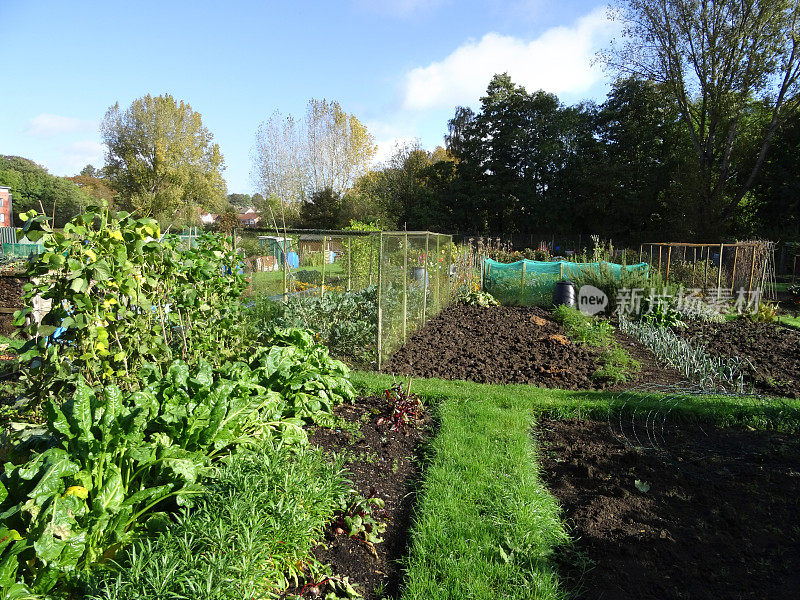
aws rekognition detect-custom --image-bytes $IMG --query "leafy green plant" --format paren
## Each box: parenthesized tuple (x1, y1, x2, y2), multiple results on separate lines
(552, 304, 614, 347)
(640, 298, 686, 328)
(0, 379, 209, 595)
(14, 206, 247, 406)
(457, 290, 500, 307)
(333, 492, 387, 546)
(252, 328, 356, 426)
(85, 444, 351, 600)
(747, 301, 778, 323)
(593, 346, 642, 384)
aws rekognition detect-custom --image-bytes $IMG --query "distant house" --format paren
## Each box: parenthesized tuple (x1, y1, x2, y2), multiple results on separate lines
(237, 208, 260, 227)
(199, 212, 217, 225)
(0, 186, 12, 228)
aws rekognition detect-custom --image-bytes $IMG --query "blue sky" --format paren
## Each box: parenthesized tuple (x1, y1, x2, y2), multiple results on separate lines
(1, 0, 617, 193)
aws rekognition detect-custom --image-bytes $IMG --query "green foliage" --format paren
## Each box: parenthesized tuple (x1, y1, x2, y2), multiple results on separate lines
(101, 94, 226, 226)
(268, 288, 379, 368)
(552, 305, 614, 347)
(668, 261, 722, 290)
(14, 206, 247, 404)
(0, 378, 209, 594)
(457, 290, 500, 307)
(618, 316, 747, 390)
(553, 305, 641, 383)
(570, 262, 651, 313)
(747, 301, 779, 323)
(0, 155, 95, 227)
(343, 221, 380, 289)
(640, 298, 686, 328)
(593, 346, 642, 384)
(85, 444, 351, 600)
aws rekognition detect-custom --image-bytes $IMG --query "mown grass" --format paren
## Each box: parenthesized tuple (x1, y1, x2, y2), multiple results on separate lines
(352, 372, 800, 433)
(399, 383, 569, 600)
(779, 314, 800, 330)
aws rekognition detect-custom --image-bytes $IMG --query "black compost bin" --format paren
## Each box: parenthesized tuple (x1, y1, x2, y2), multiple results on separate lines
(553, 280, 577, 308)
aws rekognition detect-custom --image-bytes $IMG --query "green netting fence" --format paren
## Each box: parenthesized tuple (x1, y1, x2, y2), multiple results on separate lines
(484, 258, 650, 306)
(238, 228, 460, 370)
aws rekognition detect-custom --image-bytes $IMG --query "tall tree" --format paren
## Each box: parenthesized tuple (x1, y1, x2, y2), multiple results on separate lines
(603, 0, 800, 235)
(101, 94, 226, 226)
(251, 99, 377, 223)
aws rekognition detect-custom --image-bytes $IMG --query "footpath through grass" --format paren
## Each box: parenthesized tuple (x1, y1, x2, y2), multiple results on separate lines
(399, 382, 569, 600)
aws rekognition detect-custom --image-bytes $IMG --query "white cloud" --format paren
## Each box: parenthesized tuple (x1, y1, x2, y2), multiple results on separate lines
(26, 113, 97, 138)
(53, 140, 105, 175)
(373, 136, 420, 166)
(402, 6, 618, 110)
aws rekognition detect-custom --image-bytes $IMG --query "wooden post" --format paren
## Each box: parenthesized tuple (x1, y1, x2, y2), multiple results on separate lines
(282, 236, 288, 303)
(347, 237, 352, 291)
(377, 233, 383, 370)
(704, 245, 710, 291)
(639, 244, 643, 263)
(321, 235, 327, 299)
(665, 244, 673, 283)
(368, 236, 374, 285)
(730, 245, 739, 293)
(560, 261, 564, 280)
(403, 232, 408, 342)
(748, 245, 757, 296)
(717, 243, 724, 302)
(658, 245, 663, 276)
(422, 233, 429, 324)
(521, 261, 526, 298)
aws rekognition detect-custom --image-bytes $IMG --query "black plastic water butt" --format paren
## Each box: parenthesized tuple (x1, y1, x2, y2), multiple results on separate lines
(553, 280, 577, 308)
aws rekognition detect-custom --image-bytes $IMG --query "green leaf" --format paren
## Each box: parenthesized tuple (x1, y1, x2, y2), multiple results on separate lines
(70, 278, 87, 293)
(635, 479, 651, 493)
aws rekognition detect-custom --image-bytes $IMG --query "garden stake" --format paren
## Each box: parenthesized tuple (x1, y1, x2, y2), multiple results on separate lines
(521, 261, 526, 296)
(665, 245, 673, 283)
(435, 234, 440, 312)
(658, 245, 662, 276)
(717, 243, 724, 302)
(423, 232, 429, 324)
(321, 235, 327, 299)
(403, 232, 408, 342)
(731, 245, 739, 293)
(704, 246, 710, 292)
(748, 244, 756, 296)
(347, 237, 351, 291)
(377, 232, 383, 370)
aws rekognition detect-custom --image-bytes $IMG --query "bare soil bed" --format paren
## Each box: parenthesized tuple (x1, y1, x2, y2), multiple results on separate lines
(675, 318, 800, 398)
(290, 394, 431, 600)
(538, 417, 800, 600)
(384, 305, 681, 389)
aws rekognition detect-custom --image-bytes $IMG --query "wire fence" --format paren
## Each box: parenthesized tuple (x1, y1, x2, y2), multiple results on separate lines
(236, 228, 460, 369)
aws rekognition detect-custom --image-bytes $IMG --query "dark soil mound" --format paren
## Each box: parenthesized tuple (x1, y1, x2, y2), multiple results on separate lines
(538, 417, 800, 600)
(676, 319, 800, 398)
(384, 305, 681, 389)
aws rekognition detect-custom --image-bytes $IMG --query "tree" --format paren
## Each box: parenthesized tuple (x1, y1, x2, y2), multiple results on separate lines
(251, 99, 377, 222)
(0, 155, 93, 227)
(298, 187, 345, 229)
(603, 0, 800, 235)
(101, 94, 226, 226)
(79, 164, 100, 178)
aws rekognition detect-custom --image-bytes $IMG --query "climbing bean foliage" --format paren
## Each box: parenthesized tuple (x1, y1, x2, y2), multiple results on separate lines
(14, 206, 247, 403)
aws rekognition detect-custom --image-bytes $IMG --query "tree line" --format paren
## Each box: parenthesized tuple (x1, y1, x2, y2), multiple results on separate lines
(1, 0, 798, 242)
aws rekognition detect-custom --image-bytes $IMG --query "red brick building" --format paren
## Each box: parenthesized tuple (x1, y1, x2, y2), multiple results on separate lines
(0, 186, 12, 228)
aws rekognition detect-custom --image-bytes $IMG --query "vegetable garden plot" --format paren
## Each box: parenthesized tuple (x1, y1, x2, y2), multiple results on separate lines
(384, 305, 680, 389)
(292, 393, 432, 600)
(538, 417, 800, 600)
(672, 319, 800, 398)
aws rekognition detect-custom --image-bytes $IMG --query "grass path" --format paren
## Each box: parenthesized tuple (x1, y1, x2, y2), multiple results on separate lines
(399, 384, 569, 600)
